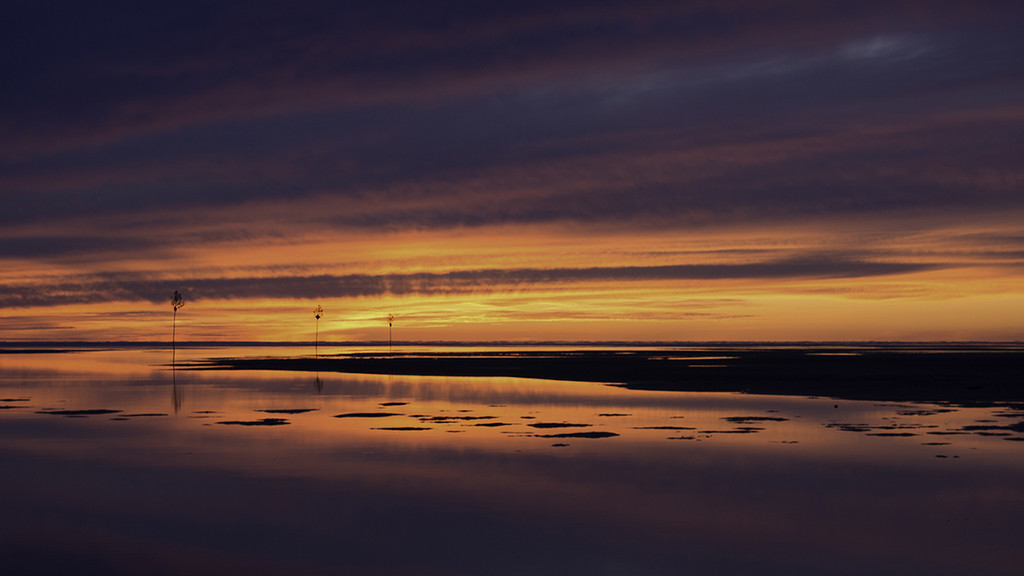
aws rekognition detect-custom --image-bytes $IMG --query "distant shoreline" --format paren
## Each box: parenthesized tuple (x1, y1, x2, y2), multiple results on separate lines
(2, 340, 1022, 349)
(189, 346, 1024, 407)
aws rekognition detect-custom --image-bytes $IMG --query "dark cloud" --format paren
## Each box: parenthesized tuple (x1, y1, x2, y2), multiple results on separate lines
(0, 235, 162, 260)
(0, 256, 941, 308)
(1, 1, 1022, 255)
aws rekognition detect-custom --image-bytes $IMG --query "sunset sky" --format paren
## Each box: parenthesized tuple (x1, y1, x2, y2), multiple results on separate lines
(2, 0, 1022, 342)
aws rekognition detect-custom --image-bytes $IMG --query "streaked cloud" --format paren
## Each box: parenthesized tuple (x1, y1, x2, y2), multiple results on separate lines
(0, 256, 947, 309)
(2, 1, 1022, 340)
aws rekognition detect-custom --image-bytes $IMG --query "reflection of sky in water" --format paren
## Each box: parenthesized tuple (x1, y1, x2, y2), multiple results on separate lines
(1, 348, 1022, 576)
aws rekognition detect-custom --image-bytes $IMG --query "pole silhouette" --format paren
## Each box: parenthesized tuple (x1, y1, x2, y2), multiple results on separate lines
(314, 305, 323, 359)
(171, 290, 185, 363)
(387, 313, 395, 356)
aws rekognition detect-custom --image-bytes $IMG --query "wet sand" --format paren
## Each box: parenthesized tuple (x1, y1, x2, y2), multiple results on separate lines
(193, 344, 1024, 406)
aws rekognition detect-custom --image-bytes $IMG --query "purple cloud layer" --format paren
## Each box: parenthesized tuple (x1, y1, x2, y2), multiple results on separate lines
(2, 1, 1023, 259)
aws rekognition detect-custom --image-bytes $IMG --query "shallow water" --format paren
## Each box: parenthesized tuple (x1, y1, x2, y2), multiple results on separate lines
(1, 347, 1022, 575)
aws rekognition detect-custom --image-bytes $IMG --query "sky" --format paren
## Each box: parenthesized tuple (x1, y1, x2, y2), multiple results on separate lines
(2, 0, 1023, 343)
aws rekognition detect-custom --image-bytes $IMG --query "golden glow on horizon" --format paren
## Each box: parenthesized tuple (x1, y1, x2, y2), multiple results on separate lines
(5, 279, 1022, 342)
(2, 215, 1022, 342)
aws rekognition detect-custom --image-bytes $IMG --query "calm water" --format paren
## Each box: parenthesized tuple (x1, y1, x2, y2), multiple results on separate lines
(1, 346, 1022, 575)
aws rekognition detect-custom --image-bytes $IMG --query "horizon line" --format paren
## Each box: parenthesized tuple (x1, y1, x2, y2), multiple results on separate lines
(1, 339, 1022, 348)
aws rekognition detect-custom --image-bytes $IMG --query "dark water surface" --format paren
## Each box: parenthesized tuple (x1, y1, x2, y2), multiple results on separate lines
(1, 346, 1022, 575)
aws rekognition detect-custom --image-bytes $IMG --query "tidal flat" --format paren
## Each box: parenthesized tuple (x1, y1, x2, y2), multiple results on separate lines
(1, 344, 1022, 575)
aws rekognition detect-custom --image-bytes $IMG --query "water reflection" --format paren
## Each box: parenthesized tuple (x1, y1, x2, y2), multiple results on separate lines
(0, 348, 1022, 576)
(171, 362, 183, 414)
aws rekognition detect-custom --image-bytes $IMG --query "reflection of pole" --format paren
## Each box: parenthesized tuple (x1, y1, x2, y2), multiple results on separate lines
(314, 372, 322, 393)
(171, 360, 182, 414)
